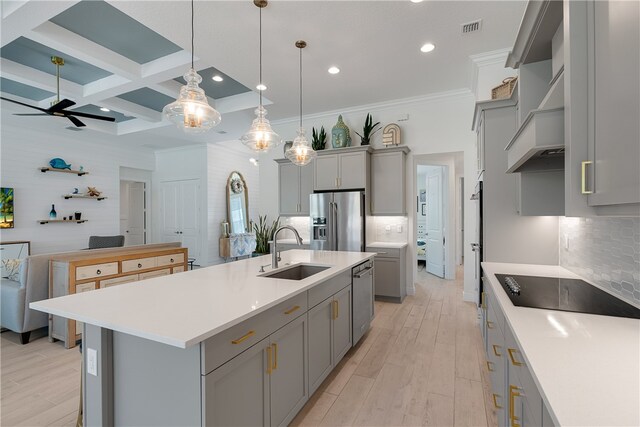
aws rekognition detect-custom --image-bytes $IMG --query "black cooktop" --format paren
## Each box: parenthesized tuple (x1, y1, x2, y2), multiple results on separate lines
(494, 274, 640, 319)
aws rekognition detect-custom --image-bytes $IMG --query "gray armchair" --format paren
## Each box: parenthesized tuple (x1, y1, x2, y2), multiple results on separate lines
(88, 235, 125, 249)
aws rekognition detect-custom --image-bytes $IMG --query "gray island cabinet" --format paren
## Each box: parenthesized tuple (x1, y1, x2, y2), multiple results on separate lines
(32, 250, 373, 427)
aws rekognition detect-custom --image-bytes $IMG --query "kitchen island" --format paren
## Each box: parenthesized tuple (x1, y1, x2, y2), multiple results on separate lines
(31, 250, 375, 426)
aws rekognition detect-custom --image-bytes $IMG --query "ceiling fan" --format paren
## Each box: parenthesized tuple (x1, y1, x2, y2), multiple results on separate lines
(0, 56, 116, 128)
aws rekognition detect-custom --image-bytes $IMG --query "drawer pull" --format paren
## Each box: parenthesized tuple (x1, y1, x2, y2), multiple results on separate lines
(492, 393, 503, 409)
(581, 160, 593, 194)
(284, 305, 301, 315)
(170, 258, 174, 263)
(272, 343, 278, 370)
(138, 263, 143, 268)
(486, 361, 495, 372)
(96, 269, 101, 275)
(231, 330, 255, 345)
(509, 385, 522, 427)
(507, 348, 524, 366)
(266, 345, 272, 375)
(486, 320, 495, 329)
(492, 344, 502, 357)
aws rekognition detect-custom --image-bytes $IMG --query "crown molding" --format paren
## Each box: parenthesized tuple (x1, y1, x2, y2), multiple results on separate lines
(468, 48, 512, 97)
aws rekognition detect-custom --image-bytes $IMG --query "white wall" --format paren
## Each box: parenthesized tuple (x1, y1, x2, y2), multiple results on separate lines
(0, 123, 155, 254)
(258, 90, 478, 301)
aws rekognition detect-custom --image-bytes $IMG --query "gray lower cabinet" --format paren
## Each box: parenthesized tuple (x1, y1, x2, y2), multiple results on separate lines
(308, 284, 352, 395)
(203, 314, 308, 427)
(367, 246, 406, 302)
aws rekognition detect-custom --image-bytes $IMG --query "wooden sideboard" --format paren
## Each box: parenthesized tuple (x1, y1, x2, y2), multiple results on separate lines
(50, 244, 188, 348)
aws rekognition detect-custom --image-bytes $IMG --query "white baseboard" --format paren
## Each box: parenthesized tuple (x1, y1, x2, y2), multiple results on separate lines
(463, 290, 477, 303)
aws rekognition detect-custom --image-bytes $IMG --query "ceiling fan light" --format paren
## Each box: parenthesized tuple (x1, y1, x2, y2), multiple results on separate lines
(240, 105, 282, 152)
(163, 68, 221, 133)
(285, 127, 316, 166)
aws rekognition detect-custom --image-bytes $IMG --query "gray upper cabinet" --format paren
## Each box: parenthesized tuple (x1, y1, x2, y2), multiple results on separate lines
(276, 159, 314, 216)
(586, 0, 640, 208)
(313, 146, 371, 191)
(371, 147, 409, 215)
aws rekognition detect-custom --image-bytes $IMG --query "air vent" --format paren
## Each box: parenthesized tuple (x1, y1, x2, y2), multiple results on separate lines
(217, 130, 228, 134)
(461, 19, 482, 34)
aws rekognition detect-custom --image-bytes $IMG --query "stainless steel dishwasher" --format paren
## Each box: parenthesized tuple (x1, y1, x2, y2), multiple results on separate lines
(352, 260, 374, 345)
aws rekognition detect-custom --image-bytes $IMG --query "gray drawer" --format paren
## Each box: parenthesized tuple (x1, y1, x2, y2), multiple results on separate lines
(201, 292, 307, 374)
(365, 247, 400, 258)
(485, 283, 505, 335)
(308, 271, 351, 308)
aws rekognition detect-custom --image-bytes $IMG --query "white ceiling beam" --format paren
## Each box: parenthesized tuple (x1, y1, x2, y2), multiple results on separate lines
(140, 51, 194, 79)
(1, 0, 79, 47)
(116, 118, 168, 136)
(148, 80, 181, 99)
(216, 91, 267, 115)
(99, 98, 162, 123)
(0, 58, 83, 98)
(28, 21, 141, 80)
(82, 75, 132, 99)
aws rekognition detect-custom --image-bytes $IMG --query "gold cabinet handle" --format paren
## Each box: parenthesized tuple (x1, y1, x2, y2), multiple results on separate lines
(284, 305, 300, 315)
(492, 344, 502, 357)
(581, 160, 593, 194)
(492, 393, 503, 409)
(509, 385, 521, 427)
(332, 300, 338, 320)
(481, 292, 486, 309)
(272, 343, 278, 370)
(336, 300, 339, 318)
(487, 320, 495, 329)
(508, 348, 524, 366)
(266, 345, 272, 375)
(486, 361, 495, 372)
(231, 330, 255, 345)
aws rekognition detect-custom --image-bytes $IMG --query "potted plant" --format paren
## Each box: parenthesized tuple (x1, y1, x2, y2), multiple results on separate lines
(311, 126, 327, 151)
(253, 215, 281, 255)
(355, 113, 381, 146)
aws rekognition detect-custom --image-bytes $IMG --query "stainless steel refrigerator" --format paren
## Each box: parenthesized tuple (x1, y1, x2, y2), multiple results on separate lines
(310, 191, 365, 252)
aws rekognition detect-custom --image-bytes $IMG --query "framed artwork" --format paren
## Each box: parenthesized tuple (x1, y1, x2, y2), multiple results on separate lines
(419, 190, 426, 203)
(421, 203, 426, 216)
(0, 188, 14, 229)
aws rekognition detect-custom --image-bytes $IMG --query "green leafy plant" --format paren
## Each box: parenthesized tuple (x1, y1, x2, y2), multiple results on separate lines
(253, 215, 281, 254)
(354, 113, 381, 145)
(312, 126, 327, 151)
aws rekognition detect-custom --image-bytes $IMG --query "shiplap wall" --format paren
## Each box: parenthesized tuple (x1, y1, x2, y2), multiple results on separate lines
(206, 143, 259, 265)
(0, 123, 155, 254)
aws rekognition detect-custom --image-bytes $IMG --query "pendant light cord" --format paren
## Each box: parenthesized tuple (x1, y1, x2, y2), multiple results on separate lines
(259, 6, 263, 107)
(191, 0, 194, 69)
(299, 46, 303, 129)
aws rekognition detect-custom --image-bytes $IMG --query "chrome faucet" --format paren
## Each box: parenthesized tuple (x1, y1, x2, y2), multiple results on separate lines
(272, 226, 303, 269)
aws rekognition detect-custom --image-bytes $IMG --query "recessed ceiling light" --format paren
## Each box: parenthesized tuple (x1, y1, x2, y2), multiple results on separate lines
(100, 107, 110, 112)
(420, 43, 436, 53)
(256, 84, 267, 91)
(212, 75, 223, 82)
(328, 66, 340, 75)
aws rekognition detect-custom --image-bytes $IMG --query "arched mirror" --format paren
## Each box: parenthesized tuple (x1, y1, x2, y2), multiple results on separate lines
(226, 171, 249, 234)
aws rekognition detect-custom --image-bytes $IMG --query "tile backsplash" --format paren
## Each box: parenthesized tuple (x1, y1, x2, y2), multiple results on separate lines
(366, 216, 409, 244)
(560, 217, 640, 304)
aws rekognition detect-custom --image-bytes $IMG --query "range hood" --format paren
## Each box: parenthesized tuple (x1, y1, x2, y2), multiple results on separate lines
(505, 107, 564, 173)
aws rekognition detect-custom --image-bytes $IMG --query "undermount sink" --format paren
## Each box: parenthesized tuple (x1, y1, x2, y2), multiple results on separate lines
(260, 264, 330, 280)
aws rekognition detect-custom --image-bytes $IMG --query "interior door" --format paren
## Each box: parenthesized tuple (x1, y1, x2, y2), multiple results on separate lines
(179, 179, 201, 262)
(426, 166, 445, 278)
(126, 182, 146, 245)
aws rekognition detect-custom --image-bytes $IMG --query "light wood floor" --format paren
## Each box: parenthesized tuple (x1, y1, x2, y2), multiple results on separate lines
(1, 267, 496, 427)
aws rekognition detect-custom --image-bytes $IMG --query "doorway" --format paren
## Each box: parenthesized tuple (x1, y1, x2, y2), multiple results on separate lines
(416, 165, 447, 278)
(120, 181, 146, 245)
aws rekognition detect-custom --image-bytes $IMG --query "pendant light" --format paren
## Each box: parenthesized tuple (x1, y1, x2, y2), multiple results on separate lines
(285, 40, 316, 166)
(163, 0, 221, 133)
(240, 0, 281, 152)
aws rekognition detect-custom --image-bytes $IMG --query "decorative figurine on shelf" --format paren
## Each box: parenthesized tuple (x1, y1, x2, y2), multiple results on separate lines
(49, 158, 71, 170)
(382, 123, 401, 147)
(79, 166, 84, 172)
(331, 115, 351, 148)
(87, 187, 101, 197)
(49, 204, 57, 219)
(312, 126, 327, 151)
(72, 188, 79, 194)
(355, 113, 381, 146)
(74, 212, 82, 220)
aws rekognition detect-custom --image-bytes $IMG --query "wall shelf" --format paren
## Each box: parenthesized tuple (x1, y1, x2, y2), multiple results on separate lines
(38, 219, 88, 224)
(63, 194, 106, 201)
(39, 167, 88, 176)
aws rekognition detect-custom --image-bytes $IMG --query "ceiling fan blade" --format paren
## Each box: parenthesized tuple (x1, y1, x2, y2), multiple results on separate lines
(13, 113, 50, 116)
(48, 98, 76, 112)
(67, 115, 86, 127)
(0, 96, 48, 112)
(67, 111, 116, 122)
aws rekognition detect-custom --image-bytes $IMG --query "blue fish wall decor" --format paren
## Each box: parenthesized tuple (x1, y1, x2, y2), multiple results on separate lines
(49, 158, 71, 170)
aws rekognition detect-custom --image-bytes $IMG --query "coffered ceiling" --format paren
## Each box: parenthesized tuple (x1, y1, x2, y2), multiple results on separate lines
(0, 0, 526, 149)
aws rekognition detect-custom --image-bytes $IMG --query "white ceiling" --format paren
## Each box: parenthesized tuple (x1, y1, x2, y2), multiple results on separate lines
(0, 0, 526, 149)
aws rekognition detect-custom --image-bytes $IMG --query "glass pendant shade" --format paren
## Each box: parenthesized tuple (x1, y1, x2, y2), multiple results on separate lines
(163, 68, 221, 133)
(285, 127, 316, 166)
(241, 105, 281, 152)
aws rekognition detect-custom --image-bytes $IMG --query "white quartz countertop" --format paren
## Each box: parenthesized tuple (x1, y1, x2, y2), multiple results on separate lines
(366, 241, 408, 249)
(31, 250, 374, 349)
(482, 262, 640, 427)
